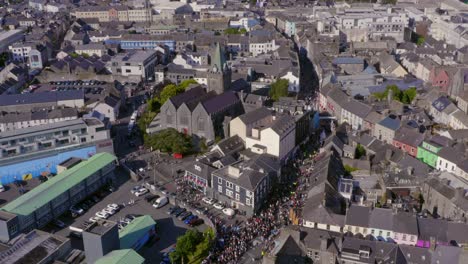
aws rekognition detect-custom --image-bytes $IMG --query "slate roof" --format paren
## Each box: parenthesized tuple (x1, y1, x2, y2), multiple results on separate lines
(184, 161, 216, 181)
(215, 135, 245, 156)
(202, 91, 239, 114)
(394, 127, 424, 147)
(0, 90, 84, 106)
(431, 96, 452, 112)
(332, 57, 364, 65)
(378, 116, 401, 131)
(104, 95, 120, 108)
(238, 107, 272, 124)
(392, 212, 418, 235)
(270, 114, 295, 136)
(416, 218, 448, 241)
(0, 108, 78, 123)
(169, 86, 206, 108)
(369, 208, 393, 231)
(345, 205, 370, 227)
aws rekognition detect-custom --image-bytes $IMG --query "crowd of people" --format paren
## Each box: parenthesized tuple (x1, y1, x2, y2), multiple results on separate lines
(204, 142, 322, 263)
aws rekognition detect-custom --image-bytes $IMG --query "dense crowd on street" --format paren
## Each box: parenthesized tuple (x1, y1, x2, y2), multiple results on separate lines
(201, 134, 322, 264)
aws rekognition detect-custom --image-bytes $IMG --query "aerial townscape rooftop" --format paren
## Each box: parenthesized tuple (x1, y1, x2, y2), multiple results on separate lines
(0, 0, 467, 263)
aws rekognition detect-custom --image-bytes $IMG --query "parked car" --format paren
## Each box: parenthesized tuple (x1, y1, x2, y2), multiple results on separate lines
(107, 204, 120, 211)
(130, 185, 142, 194)
(222, 208, 235, 216)
(173, 208, 186, 217)
(52, 220, 65, 228)
(166, 206, 180, 215)
(134, 188, 149, 197)
(95, 211, 110, 219)
(70, 206, 84, 215)
(195, 207, 209, 215)
(89, 217, 100, 223)
(145, 194, 160, 203)
(102, 208, 117, 215)
(68, 231, 82, 239)
(188, 218, 204, 227)
(184, 215, 198, 225)
(202, 197, 215, 205)
(177, 211, 192, 221)
(153, 196, 169, 209)
(213, 203, 225, 210)
(0, 185, 5, 192)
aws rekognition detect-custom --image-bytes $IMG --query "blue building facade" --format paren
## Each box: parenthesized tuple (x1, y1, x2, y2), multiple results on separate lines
(106, 39, 176, 51)
(0, 146, 96, 184)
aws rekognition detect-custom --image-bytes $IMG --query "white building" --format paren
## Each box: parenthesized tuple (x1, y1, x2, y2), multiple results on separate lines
(280, 71, 300, 93)
(109, 50, 158, 81)
(229, 17, 260, 32)
(229, 107, 296, 161)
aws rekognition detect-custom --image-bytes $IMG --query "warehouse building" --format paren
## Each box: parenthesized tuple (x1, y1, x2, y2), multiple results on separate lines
(0, 153, 117, 242)
(0, 118, 113, 184)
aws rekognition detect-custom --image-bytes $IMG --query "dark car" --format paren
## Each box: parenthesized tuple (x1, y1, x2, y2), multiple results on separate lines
(178, 211, 192, 221)
(68, 231, 82, 239)
(166, 206, 180, 215)
(145, 194, 160, 203)
(173, 208, 186, 217)
(184, 215, 198, 224)
(189, 218, 204, 227)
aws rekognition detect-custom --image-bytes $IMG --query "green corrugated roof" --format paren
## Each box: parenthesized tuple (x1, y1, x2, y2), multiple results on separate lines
(1, 152, 116, 216)
(95, 249, 145, 264)
(119, 215, 156, 249)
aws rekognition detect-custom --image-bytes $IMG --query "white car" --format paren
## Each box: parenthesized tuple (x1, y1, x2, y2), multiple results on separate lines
(213, 202, 225, 210)
(202, 197, 215, 205)
(89, 217, 100, 223)
(134, 188, 149, 197)
(95, 211, 110, 219)
(130, 185, 142, 194)
(0, 185, 5, 192)
(102, 208, 116, 215)
(107, 204, 120, 211)
(222, 208, 235, 216)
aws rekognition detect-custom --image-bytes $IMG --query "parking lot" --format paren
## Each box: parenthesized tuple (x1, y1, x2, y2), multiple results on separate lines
(0, 177, 46, 206)
(43, 169, 208, 263)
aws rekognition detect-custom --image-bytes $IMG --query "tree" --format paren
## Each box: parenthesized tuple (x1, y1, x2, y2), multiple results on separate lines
(158, 84, 184, 105)
(158, 79, 198, 105)
(0, 52, 9, 68)
(416, 36, 425, 46)
(170, 229, 214, 264)
(178, 79, 198, 90)
(199, 137, 208, 153)
(269, 79, 289, 101)
(70, 52, 80, 58)
(144, 128, 192, 154)
(372, 85, 417, 104)
(355, 144, 366, 159)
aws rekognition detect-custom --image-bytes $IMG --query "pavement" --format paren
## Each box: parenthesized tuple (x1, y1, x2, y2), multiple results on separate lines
(46, 169, 207, 263)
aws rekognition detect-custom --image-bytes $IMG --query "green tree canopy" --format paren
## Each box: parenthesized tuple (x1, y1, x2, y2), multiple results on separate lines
(269, 79, 289, 101)
(158, 79, 198, 105)
(144, 128, 192, 154)
(372, 85, 417, 104)
(170, 229, 215, 264)
(0, 52, 9, 68)
(224, 27, 247, 35)
(355, 144, 366, 159)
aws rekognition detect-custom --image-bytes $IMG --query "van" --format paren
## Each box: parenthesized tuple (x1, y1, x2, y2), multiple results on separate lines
(153, 196, 169, 209)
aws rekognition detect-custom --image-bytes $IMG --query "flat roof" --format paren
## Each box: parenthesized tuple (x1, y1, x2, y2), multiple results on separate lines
(0, 118, 87, 139)
(58, 157, 83, 169)
(85, 220, 117, 236)
(119, 215, 155, 249)
(95, 249, 145, 264)
(1, 153, 116, 216)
